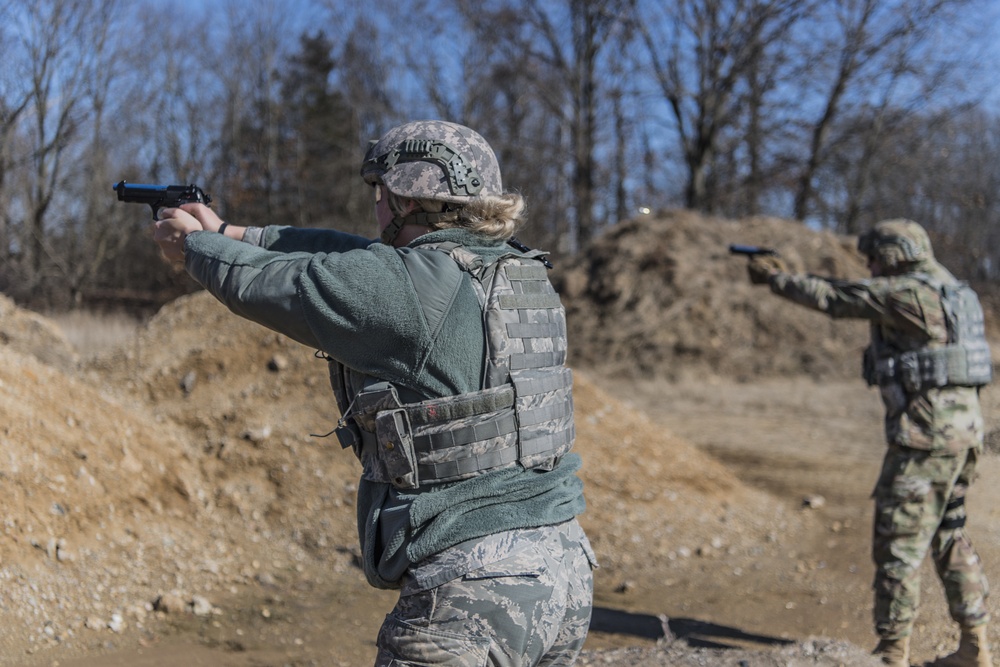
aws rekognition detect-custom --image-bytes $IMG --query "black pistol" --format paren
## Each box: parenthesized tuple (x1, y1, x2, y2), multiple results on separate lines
(728, 244, 778, 257)
(114, 180, 212, 219)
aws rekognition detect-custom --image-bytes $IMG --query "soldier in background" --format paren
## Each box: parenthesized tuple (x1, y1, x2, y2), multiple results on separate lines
(747, 219, 992, 667)
(152, 120, 595, 666)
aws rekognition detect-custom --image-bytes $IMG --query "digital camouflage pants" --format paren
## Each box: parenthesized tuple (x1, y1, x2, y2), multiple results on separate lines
(872, 444, 990, 639)
(374, 521, 595, 666)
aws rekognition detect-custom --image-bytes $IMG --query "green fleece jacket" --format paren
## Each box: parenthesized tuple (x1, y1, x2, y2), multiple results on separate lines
(183, 226, 586, 588)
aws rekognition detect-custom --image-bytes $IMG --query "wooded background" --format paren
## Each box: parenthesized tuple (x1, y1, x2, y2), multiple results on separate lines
(1, 0, 998, 311)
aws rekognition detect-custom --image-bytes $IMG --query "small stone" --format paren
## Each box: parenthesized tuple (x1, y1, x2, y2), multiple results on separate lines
(191, 595, 213, 616)
(802, 494, 825, 509)
(180, 371, 197, 394)
(108, 614, 124, 633)
(268, 354, 288, 372)
(242, 425, 272, 443)
(152, 593, 187, 615)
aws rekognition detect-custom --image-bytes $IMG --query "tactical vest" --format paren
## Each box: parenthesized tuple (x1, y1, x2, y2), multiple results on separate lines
(863, 274, 993, 391)
(327, 242, 574, 490)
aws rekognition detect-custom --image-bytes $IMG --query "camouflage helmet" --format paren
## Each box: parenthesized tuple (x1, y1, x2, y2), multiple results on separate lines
(360, 120, 503, 205)
(857, 218, 934, 271)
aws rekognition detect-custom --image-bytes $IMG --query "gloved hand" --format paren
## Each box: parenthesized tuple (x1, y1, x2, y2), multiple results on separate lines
(747, 255, 787, 284)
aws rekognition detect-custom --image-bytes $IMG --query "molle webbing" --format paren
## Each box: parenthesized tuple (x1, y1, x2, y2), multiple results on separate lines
(479, 252, 568, 386)
(407, 368, 573, 487)
(405, 385, 515, 426)
(357, 365, 574, 489)
(338, 243, 575, 489)
(864, 276, 992, 390)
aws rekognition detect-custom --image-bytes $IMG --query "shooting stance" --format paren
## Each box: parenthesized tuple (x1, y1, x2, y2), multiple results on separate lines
(148, 120, 595, 666)
(746, 219, 992, 667)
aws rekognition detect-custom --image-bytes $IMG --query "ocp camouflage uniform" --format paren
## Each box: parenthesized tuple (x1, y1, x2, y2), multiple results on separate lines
(758, 220, 991, 645)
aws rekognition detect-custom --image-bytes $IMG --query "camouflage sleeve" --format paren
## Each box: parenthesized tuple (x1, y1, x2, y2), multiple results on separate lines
(768, 272, 892, 321)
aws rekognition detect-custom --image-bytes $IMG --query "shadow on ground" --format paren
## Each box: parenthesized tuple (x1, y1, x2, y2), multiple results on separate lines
(590, 607, 796, 650)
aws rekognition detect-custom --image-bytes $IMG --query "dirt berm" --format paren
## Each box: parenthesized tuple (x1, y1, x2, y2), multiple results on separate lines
(0, 211, 994, 667)
(553, 209, 873, 382)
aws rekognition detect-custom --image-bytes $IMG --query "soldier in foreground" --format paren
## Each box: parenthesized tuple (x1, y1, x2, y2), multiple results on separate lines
(746, 219, 992, 667)
(150, 120, 595, 666)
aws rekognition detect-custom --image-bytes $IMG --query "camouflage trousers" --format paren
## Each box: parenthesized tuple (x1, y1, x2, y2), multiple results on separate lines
(872, 444, 990, 639)
(374, 520, 595, 666)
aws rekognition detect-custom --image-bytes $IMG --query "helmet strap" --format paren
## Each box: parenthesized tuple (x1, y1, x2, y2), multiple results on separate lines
(380, 210, 461, 245)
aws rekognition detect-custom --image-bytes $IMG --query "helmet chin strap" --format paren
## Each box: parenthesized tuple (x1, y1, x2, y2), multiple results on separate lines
(380, 210, 461, 245)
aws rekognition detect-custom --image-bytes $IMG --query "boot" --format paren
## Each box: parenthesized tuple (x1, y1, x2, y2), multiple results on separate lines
(931, 625, 993, 666)
(873, 636, 910, 667)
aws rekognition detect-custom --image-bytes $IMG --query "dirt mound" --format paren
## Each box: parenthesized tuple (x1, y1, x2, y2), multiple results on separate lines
(0, 294, 363, 662)
(0, 293, 78, 368)
(571, 367, 805, 584)
(0, 343, 230, 662)
(553, 210, 871, 381)
(0, 345, 201, 567)
(86, 292, 364, 570)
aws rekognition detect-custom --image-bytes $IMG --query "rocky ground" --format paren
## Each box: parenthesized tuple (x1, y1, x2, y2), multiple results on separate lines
(1, 211, 997, 666)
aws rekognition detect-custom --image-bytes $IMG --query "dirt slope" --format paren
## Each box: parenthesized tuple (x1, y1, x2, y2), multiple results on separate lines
(0, 293, 77, 368)
(553, 210, 872, 381)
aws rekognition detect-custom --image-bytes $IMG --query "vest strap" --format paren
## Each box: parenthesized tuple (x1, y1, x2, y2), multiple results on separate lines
(499, 293, 563, 310)
(417, 443, 521, 482)
(510, 351, 561, 370)
(507, 321, 565, 338)
(404, 385, 515, 427)
(519, 424, 575, 458)
(414, 411, 518, 451)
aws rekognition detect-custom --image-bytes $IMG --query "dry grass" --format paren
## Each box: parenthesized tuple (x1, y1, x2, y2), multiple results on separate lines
(47, 309, 144, 356)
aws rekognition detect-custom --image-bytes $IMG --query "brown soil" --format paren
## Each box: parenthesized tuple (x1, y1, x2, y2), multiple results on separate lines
(1, 212, 997, 667)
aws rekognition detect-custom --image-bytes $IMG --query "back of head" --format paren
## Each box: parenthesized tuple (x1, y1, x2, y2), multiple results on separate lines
(857, 218, 934, 275)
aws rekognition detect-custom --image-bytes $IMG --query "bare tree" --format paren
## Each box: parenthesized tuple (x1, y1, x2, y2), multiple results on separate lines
(453, 0, 630, 249)
(633, 0, 808, 213)
(5, 0, 119, 304)
(121, 4, 221, 185)
(0, 0, 31, 272)
(791, 0, 981, 227)
(199, 0, 303, 223)
(834, 108, 1000, 281)
(348, 0, 629, 249)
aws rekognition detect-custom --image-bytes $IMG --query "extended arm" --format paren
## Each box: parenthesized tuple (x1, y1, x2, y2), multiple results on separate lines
(767, 273, 886, 319)
(182, 231, 439, 390)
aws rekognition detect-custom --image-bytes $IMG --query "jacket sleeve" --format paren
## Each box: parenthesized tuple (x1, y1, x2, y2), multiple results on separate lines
(768, 273, 893, 321)
(182, 231, 436, 387)
(184, 231, 322, 348)
(768, 272, 938, 339)
(258, 225, 374, 254)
